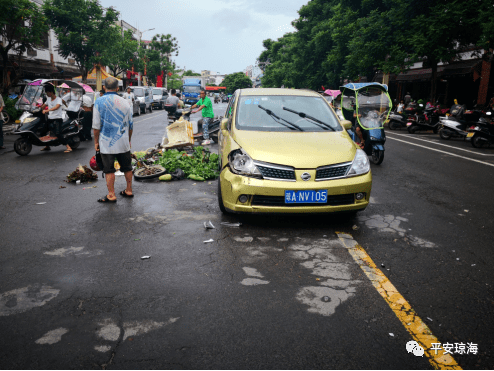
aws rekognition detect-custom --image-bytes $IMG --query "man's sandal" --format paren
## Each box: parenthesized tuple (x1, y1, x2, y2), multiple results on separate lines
(120, 190, 134, 198)
(97, 196, 117, 203)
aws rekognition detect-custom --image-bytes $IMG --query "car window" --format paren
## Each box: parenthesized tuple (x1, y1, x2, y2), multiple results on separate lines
(235, 95, 342, 132)
(225, 93, 236, 118)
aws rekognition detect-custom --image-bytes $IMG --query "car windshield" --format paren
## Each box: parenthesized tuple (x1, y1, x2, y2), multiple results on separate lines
(153, 89, 162, 95)
(236, 95, 342, 132)
(184, 86, 201, 93)
(132, 88, 144, 97)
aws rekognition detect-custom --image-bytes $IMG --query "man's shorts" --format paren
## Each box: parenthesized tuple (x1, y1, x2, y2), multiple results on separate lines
(101, 151, 133, 174)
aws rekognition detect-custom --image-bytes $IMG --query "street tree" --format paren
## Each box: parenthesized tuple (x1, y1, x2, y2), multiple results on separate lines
(220, 72, 253, 94)
(101, 28, 138, 78)
(0, 0, 49, 91)
(139, 33, 178, 84)
(43, 0, 120, 82)
(183, 70, 201, 76)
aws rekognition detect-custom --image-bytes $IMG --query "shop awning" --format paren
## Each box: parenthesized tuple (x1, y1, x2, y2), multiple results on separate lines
(205, 86, 226, 91)
(73, 66, 121, 85)
(395, 59, 482, 81)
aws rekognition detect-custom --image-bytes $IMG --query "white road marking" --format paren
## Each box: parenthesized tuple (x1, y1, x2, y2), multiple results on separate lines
(123, 318, 178, 340)
(94, 345, 111, 353)
(44, 246, 103, 257)
(387, 132, 494, 156)
(291, 238, 360, 316)
(35, 328, 69, 345)
(96, 319, 121, 341)
(357, 214, 436, 248)
(234, 236, 254, 242)
(240, 278, 270, 286)
(387, 136, 494, 167)
(133, 111, 167, 124)
(242, 267, 264, 278)
(0, 285, 60, 316)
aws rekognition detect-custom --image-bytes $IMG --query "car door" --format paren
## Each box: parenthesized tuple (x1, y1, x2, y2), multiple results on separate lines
(219, 92, 238, 169)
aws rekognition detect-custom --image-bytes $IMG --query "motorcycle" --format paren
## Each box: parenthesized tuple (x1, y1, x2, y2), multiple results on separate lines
(466, 111, 494, 148)
(340, 82, 392, 165)
(214, 96, 220, 104)
(164, 103, 191, 123)
(193, 117, 220, 143)
(387, 103, 417, 130)
(439, 104, 481, 140)
(13, 79, 84, 156)
(406, 104, 443, 134)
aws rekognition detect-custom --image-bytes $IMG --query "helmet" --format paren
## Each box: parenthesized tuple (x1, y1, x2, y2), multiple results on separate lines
(89, 156, 100, 171)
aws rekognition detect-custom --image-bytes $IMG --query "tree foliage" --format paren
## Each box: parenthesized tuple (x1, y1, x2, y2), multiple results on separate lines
(220, 72, 252, 94)
(0, 0, 49, 91)
(259, 0, 489, 100)
(43, 0, 120, 82)
(101, 28, 138, 78)
(139, 33, 179, 85)
(183, 70, 201, 76)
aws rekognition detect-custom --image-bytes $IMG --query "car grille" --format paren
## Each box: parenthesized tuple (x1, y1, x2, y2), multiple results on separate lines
(252, 194, 355, 207)
(257, 165, 296, 181)
(315, 163, 351, 181)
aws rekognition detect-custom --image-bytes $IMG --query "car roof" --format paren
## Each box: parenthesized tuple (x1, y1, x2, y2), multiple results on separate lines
(239, 88, 320, 97)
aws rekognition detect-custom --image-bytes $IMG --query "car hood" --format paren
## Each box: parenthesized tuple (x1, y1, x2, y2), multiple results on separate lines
(233, 130, 356, 168)
(136, 97, 145, 102)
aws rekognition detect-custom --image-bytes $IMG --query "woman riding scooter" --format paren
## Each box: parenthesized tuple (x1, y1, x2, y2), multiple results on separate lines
(40, 84, 72, 153)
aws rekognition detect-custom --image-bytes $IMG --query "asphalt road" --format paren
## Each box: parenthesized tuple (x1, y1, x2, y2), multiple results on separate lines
(0, 101, 493, 369)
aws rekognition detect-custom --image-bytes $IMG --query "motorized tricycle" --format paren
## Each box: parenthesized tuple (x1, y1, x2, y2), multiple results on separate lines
(13, 79, 84, 156)
(340, 82, 392, 165)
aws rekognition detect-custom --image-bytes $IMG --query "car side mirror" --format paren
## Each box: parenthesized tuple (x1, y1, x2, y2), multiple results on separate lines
(221, 118, 229, 131)
(341, 120, 352, 130)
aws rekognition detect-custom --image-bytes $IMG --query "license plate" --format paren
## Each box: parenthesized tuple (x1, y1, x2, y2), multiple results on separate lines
(407, 122, 412, 126)
(467, 132, 474, 138)
(285, 190, 327, 204)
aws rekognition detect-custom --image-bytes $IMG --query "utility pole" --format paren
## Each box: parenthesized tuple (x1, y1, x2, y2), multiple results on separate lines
(138, 28, 155, 87)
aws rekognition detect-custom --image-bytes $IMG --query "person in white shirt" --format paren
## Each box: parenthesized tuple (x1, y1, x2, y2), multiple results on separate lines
(397, 101, 404, 113)
(122, 87, 135, 109)
(62, 88, 82, 121)
(41, 84, 72, 153)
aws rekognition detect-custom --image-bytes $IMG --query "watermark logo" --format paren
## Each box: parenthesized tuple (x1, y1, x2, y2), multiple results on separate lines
(406, 341, 425, 357)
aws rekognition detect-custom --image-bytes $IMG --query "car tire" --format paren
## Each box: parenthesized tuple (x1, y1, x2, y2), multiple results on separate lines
(217, 176, 230, 214)
(141, 107, 146, 114)
(149, 105, 153, 113)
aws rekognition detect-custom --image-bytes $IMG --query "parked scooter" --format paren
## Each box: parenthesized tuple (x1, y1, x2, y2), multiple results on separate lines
(439, 104, 481, 140)
(466, 111, 494, 148)
(406, 104, 442, 133)
(13, 79, 84, 156)
(388, 103, 417, 130)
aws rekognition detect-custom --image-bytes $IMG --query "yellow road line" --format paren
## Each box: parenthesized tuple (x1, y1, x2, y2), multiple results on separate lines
(336, 232, 461, 370)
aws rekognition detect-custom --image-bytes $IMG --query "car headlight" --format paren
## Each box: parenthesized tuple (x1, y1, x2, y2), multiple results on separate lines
(347, 149, 370, 176)
(228, 149, 262, 177)
(474, 126, 480, 130)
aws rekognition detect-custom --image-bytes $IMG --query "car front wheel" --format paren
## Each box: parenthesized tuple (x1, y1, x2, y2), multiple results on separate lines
(217, 176, 230, 214)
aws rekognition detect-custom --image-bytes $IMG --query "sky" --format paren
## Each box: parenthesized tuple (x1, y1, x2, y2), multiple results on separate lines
(99, 0, 308, 75)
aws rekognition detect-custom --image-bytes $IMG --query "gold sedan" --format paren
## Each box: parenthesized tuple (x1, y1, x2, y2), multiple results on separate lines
(217, 88, 372, 214)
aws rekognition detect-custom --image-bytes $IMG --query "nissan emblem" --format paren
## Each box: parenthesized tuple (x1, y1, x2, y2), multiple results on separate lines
(301, 172, 311, 181)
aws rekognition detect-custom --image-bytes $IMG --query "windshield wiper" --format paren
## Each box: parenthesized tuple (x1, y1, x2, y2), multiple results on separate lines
(258, 105, 304, 131)
(282, 107, 335, 131)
